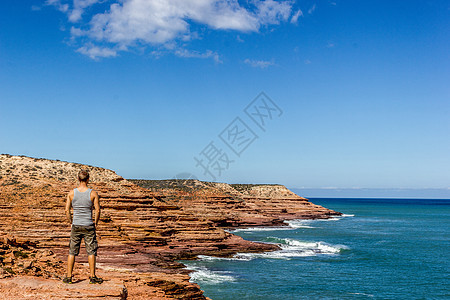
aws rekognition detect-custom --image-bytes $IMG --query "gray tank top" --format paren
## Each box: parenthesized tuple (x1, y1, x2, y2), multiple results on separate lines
(72, 188, 94, 226)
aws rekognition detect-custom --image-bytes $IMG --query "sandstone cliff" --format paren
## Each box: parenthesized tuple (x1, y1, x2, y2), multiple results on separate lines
(130, 180, 337, 228)
(0, 154, 340, 299)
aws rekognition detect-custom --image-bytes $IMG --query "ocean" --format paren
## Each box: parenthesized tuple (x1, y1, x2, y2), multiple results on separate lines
(180, 198, 450, 299)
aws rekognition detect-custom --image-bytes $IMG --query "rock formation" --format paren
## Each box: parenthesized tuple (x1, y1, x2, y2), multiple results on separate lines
(0, 154, 340, 299)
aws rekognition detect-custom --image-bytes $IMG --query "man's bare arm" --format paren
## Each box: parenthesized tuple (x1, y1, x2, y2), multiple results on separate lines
(65, 190, 73, 224)
(92, 191, 100, 227)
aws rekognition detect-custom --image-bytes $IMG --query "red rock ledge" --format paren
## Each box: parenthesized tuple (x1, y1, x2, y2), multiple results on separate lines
(0, 154, 340, 299)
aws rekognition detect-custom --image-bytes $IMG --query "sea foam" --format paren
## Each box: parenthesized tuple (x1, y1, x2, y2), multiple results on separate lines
(197, 237, 348, 261)
(228, 226, 294, 233)
(283, 219, 315, 229)
(233, 237, 347, 260)
(186, 265, 235, 284)
(228, 215, 355, 233)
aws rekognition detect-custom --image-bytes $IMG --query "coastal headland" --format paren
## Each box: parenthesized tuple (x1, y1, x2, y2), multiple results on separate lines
(0, 154, 340, 299)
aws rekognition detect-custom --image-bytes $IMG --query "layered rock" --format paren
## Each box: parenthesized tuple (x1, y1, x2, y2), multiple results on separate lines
(131, 180, 339, 228)
(0, 154, 340, 299)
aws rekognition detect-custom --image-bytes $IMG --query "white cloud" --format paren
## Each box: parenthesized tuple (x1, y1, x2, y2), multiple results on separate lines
(69, 0, 101, 22)
(255, 0, 292, 25)
(49, 0, 295, 59)
(290, 9, 303, 24)
(308, 3, 316, 14)
(174, 49, 222, 63)
(244, 58, 275, 68)
(46, 0, 69, 13)
(76, 44, 117, 59)
(46, 0, 100, 21)
(82, 0, 268, 47)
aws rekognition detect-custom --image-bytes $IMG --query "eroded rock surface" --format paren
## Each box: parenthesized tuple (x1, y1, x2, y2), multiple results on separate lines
(0, 154, 340, 299)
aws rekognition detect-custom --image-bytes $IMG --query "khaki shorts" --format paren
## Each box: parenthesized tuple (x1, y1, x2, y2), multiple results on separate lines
(69, 225, 98, 256)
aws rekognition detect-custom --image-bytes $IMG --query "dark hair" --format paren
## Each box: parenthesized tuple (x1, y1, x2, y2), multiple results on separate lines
(78, 170, 90, 182)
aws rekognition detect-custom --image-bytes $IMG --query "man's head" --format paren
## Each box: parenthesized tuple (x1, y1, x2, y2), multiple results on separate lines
(78, 170, 90, 183)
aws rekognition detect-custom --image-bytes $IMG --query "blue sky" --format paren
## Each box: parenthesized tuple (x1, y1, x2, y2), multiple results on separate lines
(1, 1, 449, 196)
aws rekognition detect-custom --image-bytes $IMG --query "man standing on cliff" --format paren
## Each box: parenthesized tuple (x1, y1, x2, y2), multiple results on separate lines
(63, 170, 103, 284)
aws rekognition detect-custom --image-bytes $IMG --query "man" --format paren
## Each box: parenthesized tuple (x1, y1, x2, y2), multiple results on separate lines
(63, 169, 103, 284)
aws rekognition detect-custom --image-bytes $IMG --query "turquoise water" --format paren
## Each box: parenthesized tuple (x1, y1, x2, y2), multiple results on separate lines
(181, 198, 450, 299)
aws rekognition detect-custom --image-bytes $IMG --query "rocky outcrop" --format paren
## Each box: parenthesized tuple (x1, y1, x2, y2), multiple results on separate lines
(0, 154, 340, 299)
(131, 180, 339, 228)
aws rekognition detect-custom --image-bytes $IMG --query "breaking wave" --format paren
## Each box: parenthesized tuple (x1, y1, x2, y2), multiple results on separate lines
(233, 237, 347, 260)
(197, 237, 348, 261)
(186, 265, 235, 284)
(228, 226, 294, 233)
(283, 219, 316, 229)
(227, 215, 355, 233)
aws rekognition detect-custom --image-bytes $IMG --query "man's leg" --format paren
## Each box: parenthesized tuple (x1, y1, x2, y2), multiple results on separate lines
(66, 225, 81, 280)
(67, 254, 76, 277)
(85, 225, 102, 283)
(88, 254, 96, 277)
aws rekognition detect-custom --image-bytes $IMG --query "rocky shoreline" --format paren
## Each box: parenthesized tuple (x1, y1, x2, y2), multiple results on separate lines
(0, 154, 340, 299)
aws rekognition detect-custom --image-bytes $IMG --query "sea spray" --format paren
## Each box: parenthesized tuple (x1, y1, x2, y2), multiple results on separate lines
(227, 215, 355, 233)
(193, 237, 347, 262)
(186, 265, 236, 284)
(233, 237, 347, 260)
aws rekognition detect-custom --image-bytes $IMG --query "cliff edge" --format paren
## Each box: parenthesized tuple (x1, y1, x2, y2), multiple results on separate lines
(0, 154, 340, 299)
